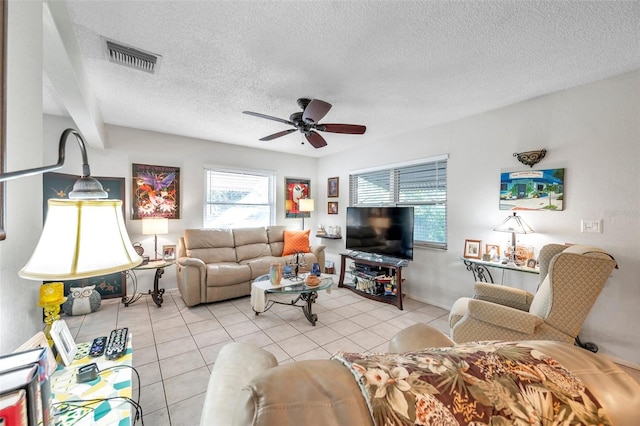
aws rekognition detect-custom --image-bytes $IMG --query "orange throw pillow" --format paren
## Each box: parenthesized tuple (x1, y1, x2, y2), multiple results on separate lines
(282, 229, 311, 256)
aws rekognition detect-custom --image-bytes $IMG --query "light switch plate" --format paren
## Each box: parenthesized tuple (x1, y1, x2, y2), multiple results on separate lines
(581, 219, 602, 233)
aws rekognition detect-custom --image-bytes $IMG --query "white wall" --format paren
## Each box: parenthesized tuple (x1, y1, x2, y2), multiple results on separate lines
(0, 2, 45, 354)
(317, 70, 640, 365)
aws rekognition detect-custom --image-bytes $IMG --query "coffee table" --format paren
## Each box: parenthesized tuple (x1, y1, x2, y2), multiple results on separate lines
(251, 274, 333, 326)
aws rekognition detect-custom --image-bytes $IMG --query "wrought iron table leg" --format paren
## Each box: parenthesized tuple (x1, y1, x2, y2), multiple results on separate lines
(149, 267, 165, 307)
(575, 335, 598, 353)
(463, 260, 494, 283)
(299, 292, 318, 325)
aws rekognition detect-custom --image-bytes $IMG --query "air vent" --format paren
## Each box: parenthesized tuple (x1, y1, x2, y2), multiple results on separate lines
(102, 38, 161, 74)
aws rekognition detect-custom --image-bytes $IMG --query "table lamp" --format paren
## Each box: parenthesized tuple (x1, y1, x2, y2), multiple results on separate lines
(142, 217, 169, 260)
(299, 198, 314, 230)
(494, 212, 534, 266)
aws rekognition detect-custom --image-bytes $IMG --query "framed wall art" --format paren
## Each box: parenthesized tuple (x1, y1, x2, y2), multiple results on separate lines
(42, 172, 126, 299)
(327, 177, 339, 197)
(132, 163, 180, 219)
(328, 201, 338, 215)
(500, 168, 565, 211)
(463, 239, 482, 259)
(284, 177, 310, 219)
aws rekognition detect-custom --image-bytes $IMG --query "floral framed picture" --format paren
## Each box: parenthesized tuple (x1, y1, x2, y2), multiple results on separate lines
(327, 177, 339, 197)
(463, 239, 482, 259)
(132, 163, 180, 219)
(328, 201, 338, 215)
(285, 177, 310, 219)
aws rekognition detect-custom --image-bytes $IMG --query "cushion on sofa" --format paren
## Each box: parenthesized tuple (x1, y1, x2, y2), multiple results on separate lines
(282, 229, 311, 256)
(241, 256, 287, 279)
(184, 229, 237, 264)
(205, 263, 252, 287)
(267, 226, 286, 256)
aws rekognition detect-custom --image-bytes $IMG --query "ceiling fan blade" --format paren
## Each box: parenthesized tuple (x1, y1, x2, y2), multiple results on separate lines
(243, 111, 295, 126)
(259, 129, 296, 141)
(318, 123, 367, 134)
(305, 131, 328, 149)
(302, 99, 332, 124)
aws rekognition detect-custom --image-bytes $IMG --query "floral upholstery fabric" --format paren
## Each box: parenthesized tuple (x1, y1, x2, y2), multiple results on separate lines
(333, 341, 610, 426)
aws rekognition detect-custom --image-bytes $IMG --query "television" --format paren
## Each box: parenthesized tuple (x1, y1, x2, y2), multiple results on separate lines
(346, 207, 414, 260)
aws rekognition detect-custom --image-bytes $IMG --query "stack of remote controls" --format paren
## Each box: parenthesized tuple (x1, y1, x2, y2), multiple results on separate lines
(88, 327, 129, 360)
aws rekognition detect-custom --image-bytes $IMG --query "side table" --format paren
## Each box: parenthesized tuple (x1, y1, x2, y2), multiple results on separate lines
(122, 260, 175, 307)
(461, 257, 539, 284)
(50, 334, 134, 425)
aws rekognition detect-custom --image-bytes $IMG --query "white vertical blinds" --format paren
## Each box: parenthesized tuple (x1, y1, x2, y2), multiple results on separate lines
(349, 156, 448, 249)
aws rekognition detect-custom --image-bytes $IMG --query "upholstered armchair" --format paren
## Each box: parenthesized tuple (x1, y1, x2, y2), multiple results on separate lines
(449, 244, 617, 349)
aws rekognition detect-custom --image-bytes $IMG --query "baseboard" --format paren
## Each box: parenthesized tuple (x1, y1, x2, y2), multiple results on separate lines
(404, 293, 451, 312)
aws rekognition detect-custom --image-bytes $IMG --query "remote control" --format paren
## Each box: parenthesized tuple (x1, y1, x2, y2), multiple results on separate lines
(105, 327, 129, 360)
(89, 336, 107, 357)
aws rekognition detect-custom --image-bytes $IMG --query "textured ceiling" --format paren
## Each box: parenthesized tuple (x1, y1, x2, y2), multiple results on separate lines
(43, 1, 640, 157)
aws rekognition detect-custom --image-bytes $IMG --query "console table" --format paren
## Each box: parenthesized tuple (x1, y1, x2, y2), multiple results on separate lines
(461, 257, 539, 284)
(122, 260, 174, 307)
(338, 253, 407, 310)
(50, 335, 134, 425)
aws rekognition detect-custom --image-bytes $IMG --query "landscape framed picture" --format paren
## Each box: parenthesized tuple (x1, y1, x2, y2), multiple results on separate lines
(42, 172, 127, 299)
(285, 177, 310, 219)
(327, 176, 339, 197)
(132, 163, 180, 219)
(499, 168, 564, 211)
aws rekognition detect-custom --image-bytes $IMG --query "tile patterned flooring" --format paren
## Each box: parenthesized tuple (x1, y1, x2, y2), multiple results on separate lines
(63, 284, 639, 426)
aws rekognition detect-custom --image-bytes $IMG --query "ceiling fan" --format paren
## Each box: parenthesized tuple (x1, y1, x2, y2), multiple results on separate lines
(243, 98, 366, 148)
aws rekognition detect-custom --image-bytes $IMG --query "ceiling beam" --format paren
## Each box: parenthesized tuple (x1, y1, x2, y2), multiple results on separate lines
(43, 0, 105, 149)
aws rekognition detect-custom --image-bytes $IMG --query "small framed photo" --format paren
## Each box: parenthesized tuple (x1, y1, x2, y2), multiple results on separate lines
(526, 258, 537, 268)
(50, 320, 77, 366)
(328, 201, 338, 215)
(327, 177, 339, 198)
(163, 244, 176, 260)
(485, 243, 501, 261)
(463, 239, 482, 259)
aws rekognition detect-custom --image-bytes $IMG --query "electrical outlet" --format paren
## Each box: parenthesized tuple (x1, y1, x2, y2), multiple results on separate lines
(581, 219, 602, 233)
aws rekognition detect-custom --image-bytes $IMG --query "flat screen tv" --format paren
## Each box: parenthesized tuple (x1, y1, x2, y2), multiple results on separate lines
(346, 207, 414, 260)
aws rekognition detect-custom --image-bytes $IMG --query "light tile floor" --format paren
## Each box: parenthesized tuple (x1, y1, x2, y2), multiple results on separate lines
(63, 285, 639, 426)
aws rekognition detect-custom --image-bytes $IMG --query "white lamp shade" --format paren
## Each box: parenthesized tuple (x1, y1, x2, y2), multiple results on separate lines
(494, 212, 534, 234)
(19, 199, 142, 280)
(142, 217, 169, 235)
(299, 198, 315, 212)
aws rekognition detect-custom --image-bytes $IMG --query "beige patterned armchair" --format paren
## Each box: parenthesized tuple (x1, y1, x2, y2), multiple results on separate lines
(449, 244, 617, 349)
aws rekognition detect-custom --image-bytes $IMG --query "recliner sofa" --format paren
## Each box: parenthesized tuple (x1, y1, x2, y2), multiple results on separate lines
(176, 226, 325, 306)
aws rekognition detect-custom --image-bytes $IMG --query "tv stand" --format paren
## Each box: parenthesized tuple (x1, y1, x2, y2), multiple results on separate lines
(338, 253, 406, 310)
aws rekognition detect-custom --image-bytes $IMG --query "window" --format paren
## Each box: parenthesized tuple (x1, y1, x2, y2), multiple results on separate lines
(204, 167, 275, 228)
(349, 155, 448, 249)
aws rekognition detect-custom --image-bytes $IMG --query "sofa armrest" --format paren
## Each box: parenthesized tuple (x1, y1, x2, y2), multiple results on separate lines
(474, 282, 534, 311)
(200, 342, 277, 426)
(311, 245, 326, 271)
(389, 323, 455, 352)
(468, 299, 543, 335)
(176, 256, 206, 306)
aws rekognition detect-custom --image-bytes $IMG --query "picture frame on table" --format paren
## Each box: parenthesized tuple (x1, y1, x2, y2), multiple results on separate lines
(284, 177, 311, 219)
(50, 320, 77, 366)
(163, 244, 176, 260)
(463, 239, 482, 259)
(328, 201, 338, 215)
(527, 258, 537, 268)
(327, 177, 339, 197)
(485, 243, 501, 261)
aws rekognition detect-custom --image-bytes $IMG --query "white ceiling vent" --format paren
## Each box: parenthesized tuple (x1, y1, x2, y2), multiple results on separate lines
(102, 38, 161, 74)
